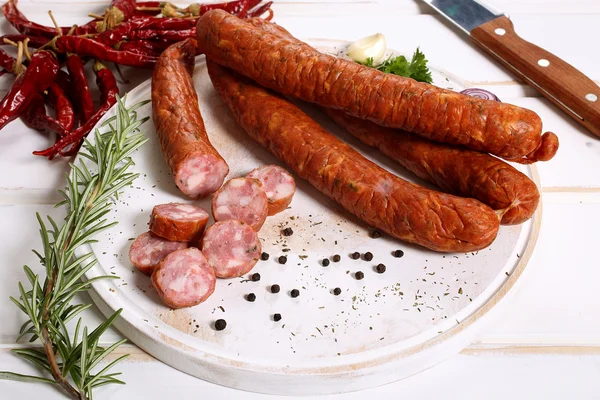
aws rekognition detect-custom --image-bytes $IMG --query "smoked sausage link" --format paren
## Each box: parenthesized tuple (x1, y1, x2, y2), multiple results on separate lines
(152, 38, 229, 198)
(246, 17, 539, 224)
(325, 109, 540, 225)
(207, 61, 501, 252)
(197, 10, 558, 164)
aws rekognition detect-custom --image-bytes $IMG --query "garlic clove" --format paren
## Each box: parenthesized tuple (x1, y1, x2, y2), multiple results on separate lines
(347, 33, 387, 65)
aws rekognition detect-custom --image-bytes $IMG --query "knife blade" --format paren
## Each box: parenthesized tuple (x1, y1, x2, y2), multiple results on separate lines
(421, 0, 600, 138)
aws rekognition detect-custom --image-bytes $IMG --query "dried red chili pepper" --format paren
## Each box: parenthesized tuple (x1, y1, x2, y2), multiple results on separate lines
(0, 49, 59, 131)
(96, 16, 198, 46)
(116, 39, 169, 57)
(66, 54, 94, 122)
(247, 1, 273, 18)
(92, 0, 139, 33)
(0, 48, 16, 73)
(55, 36, 158, 68)
(135, 0, 262, 17)
(47, 82, 75, 133)
(21, 93, 69, 138)
(128, 28, 195, 42)
(34, 61, 119, 159)
(1, 0, 69, 39)
(200, 0, 259, 16)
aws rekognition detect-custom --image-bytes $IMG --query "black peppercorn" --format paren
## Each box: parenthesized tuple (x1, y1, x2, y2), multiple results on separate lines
(246, 293, 256, 302)
(260, 252, 270, 261)
(332, 254, 341, 262)
(376, 263, 386, 273)
(322, 258, 330, 267)
(290, 289, 300, 298)
(214, 319, 227, 331)
(370, 230, 382, 239)
(363, 252, 373, 261)
(355, 271, 364, 280)
(251, 273, 261, 282)
(278, 255, 287, 264)
(282, 227, 294, 236)
(350, 252, 360, 260)
(271, 284, 280, 293)
(393, 249, 404, 258)
(273, 313, 282, 322)
(333, 287, 342, 296)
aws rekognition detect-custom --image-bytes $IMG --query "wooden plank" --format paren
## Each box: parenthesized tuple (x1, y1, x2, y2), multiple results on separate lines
(1, 345, 599, 398)
(476, 200, 600, 346)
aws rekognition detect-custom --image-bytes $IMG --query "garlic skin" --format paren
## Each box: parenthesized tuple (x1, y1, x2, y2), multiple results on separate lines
(347, 33, 387, 65)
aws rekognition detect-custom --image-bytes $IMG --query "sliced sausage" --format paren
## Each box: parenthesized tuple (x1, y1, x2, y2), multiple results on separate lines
(197, 10, 558, 163)
(211, 177, 268, 231)
(207, 61, 501, 253)
(129, 232, 189, 276)
(151, 247, 216, 308)
(246, 165, 296, 215)
(149, 202, 209, 242)
(201, 220, 262, 278)
(324, 109, 540, 225)
(152, 38, 229, 198)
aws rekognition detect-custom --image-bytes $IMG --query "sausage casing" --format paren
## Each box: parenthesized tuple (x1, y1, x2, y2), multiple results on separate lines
(197, 10, 558, 163)
(207, 61, 501, 252)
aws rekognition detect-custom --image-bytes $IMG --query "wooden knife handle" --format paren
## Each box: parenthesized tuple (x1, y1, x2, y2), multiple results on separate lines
(471, 16, 600, 138)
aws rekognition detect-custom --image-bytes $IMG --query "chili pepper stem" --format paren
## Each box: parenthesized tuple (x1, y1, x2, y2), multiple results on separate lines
(66, 25, 77, 36)
(22, 38, 31, 61)
(2, 38, 18, 47)
(88, 12, 104, 20)
(47, 10, 61, 36)
(15, 41, 24, 75)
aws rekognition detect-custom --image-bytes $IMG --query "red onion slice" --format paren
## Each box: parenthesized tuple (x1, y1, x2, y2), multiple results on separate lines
(460, 88, 501, 102)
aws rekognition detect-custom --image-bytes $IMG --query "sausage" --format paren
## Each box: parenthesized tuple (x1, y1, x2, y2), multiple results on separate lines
(246, 165, 296, 215)
(151, 247, 216, 308)
(201, 220, 262, 278)
(149, 202, 209, 242)
(207, 61, 501, 252)
(324, 109, 540, 225)
(211, 177, 268, 231)
(246, 17, 539, 224)
(152, 38, 229, 198)
(197, 10, 558, 164)
(129, 232, 189, 276)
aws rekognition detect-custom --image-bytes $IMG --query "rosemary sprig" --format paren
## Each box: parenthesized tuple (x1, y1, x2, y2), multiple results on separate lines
(0, 97, 149, 399)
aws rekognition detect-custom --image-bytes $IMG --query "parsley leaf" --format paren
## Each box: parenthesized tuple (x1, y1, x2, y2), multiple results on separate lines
(360, 48, 433, 83)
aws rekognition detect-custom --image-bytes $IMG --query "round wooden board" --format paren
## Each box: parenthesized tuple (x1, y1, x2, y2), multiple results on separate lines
(79, 40, 541, 395)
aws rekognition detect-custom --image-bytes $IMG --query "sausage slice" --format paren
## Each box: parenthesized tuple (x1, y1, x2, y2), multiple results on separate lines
(246, 165, 296, 215)
(129, 232, 189, 276)
(149, 203, 209, 242)
(201, 220, 262, 278)
(151, 248, 216, 308)
(211, 177, 268, 231)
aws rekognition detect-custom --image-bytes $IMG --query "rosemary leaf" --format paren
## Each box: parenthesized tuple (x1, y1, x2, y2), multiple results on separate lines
(0, 98, 149, 399)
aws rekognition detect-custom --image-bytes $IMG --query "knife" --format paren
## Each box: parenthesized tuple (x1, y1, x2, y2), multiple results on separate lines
(421, 0, 600, 137)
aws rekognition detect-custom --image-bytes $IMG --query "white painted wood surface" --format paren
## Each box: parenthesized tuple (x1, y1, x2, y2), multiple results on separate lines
(0, 1, 599, 398)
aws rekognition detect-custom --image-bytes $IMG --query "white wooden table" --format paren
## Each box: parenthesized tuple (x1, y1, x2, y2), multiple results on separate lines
(1, 1, 600, 398)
